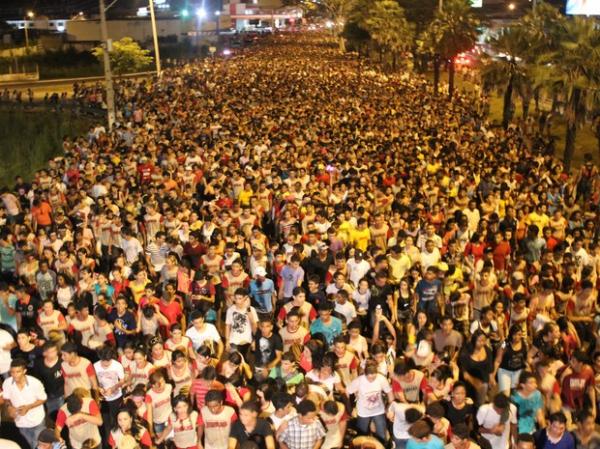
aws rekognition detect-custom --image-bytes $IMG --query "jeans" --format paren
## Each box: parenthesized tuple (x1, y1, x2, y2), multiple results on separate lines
(19, 422, 45, 449)
(46, 396, 64, 422)
(356, 414, 387, 443)
(497, 368, 522, 395)
(154, 420, 167, 436)
(395, 438, 408, 449)
(418, 300, 439, 322)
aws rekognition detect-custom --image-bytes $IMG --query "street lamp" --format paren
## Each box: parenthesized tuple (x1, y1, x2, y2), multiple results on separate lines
(508, 3, 516, 10)
(215, 10, 221, 36)
(24, 11, 34, 51)
(148, 0, 162, 76)
(196, 8, 207, 19)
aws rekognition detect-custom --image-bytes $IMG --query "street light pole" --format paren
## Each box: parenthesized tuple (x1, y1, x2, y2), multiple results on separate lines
(439, 0, 443, 13)
(99, 0, 116, 130)
(148, 0, 162, 76)
(24, 11, 34, 52)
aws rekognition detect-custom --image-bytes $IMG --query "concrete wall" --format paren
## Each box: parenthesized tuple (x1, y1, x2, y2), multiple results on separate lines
(65, 19, 196, 44)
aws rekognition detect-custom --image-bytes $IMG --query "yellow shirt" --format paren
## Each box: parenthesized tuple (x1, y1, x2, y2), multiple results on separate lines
(526, 212, 549, 236)
(351, 228, 371, 252)
(238, 189, 254, 206)
(338, 220, 354, 243)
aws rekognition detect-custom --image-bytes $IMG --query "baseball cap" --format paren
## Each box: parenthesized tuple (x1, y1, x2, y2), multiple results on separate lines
(38, 429, 58, 444)
(255, 267, 267, 277)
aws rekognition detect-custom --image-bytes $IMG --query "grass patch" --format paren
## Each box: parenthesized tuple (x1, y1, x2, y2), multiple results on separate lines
(0, 110, 97, 187)
(448, 71, 599, 168)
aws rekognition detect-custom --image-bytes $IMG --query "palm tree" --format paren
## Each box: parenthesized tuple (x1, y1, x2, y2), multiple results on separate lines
(480, 26, 532, 129)
(424, 0, 480, 100)
(364, 0, 414, 70)
(537, 16, 600, 171)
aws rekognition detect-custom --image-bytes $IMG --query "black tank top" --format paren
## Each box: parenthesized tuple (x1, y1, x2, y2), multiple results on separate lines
(499, 341, 528, 371)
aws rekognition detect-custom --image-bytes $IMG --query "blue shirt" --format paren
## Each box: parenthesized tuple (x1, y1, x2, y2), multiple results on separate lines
(249, 278, 275, 313)
(310, 317, 342, 345)
(0, 293, 17, 332)
(512, 390, 543, 434)
(415, 278, 442, 303)
(407, 435, 444, 449)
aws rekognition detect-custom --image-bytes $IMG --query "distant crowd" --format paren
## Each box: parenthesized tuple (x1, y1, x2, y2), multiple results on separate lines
(0, 33, 599, 449)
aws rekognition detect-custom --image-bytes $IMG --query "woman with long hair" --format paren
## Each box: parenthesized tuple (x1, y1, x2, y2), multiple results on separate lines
(493, 324, 530, 396)
(108, 407, 152, 449)
(156, 395, 201, 449)
(459, 330, 494, 406)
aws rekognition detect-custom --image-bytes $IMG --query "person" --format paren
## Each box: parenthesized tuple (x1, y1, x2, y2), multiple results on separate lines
(225, 288, 259, 357)
(249, 267, 277, 314)
(145, 368, 173, 439)
(93, 345, 126, 437)
(33, 341, 64, 421)
(278, 400, 326, 449)
(388, 403, 424, 449)
(155, 394, 201, 448)
(476, 393, 517, 449)
(511, 371, 545, 435)
(347, 361, 394, 444)
(407, 420, 444, 449)
(572, 410, 600, 449)
(108, 407, 152, 449)
(2, 358, 47, 449)
(186, 310, 224, 358)
(309, 302, 342, 346)
(55, 393, 103, 449)
(228, 401, 275, 449)
(36, 428, 67, 449)
(493, 325, 529, 396)
(560, 350, 596, 419)
(60, 342, 98, 397)
(199, 389, 238, 449)
(534, 412, 575, 449)
(443, 423, 480, 449)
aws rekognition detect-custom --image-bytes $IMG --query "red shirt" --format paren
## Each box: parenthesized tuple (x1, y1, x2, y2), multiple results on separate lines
(561, 365, 595, 409)
(158, 299, 183, 327)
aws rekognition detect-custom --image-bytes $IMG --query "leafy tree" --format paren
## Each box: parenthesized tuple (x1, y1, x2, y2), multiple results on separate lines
(480, 26, 532, 129)
(423, 0, 480, 99)
(536, 16, 600, 170)
(92, 37, 153, 75)
(364, 0, 414, 70)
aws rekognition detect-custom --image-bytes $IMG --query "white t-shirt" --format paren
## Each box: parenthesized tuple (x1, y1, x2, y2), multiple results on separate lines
(0, 329, 14, 374)
(185, 323, 221, 350)
(93, 359, 125, 402)
(476, 403, 517, 449)
(225, 306, 258, 345)
(2, 375, 47, 428)
(389, 402, 425, 440)
(335, 301, 357, 324)
(346, 259, 371, 287)
(347, 374, 391, 417)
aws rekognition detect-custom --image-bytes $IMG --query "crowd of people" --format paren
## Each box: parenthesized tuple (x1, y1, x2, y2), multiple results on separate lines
(0, 32, 599, 449)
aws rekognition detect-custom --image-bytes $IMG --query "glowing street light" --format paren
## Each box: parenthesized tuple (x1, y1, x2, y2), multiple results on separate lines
(196, 7, 207, 19)
(181, 8, 189, 17)
(24, 11, 34, 51)
(508, 2, 516, 10)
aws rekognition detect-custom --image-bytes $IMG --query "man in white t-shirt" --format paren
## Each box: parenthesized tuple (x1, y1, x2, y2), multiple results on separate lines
(347, 363, 393, 444)
(225, 288, 258, 357)
(476, 393, 517, 449)
(387, 402, 424, 449)
(2, 359, 47, 449)
(0, 328, 15, 377)
(185, 310, 223, 358)
(93, 346, 126, 436)
(346, 251, 371, 287)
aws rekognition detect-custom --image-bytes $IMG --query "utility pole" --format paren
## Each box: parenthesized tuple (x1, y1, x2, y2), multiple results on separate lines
(99, 0, 116, 130)
(148, 0, 162, 76)
(439, 0, 443, 12)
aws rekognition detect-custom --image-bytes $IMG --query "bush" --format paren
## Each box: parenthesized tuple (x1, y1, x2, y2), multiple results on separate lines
(0, 110, 96, 186)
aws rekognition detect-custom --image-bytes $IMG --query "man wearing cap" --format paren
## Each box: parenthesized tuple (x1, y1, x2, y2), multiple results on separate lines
(346, 249, 371, 288)
(249, 266, 276, 314)
(36, 428, 67, 449)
